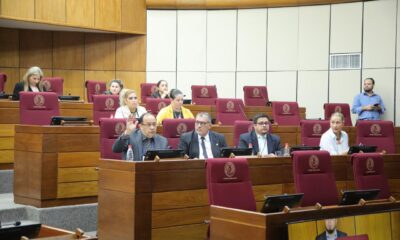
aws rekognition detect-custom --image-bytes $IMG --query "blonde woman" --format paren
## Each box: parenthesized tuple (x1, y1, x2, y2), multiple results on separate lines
(319, 112, 349, 155)
(114, 89, 147, 119)
(12, 66, 46, 100)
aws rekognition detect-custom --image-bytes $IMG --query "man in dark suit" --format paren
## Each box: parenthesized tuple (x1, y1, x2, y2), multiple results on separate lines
(238, 113, 281, 156)
(113, 112, 169, 161)
(315, 218, 347, 240)
(178, 112, 227, 159)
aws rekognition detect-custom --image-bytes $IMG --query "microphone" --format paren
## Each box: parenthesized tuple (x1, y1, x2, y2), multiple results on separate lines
(0, 221, 21, 228)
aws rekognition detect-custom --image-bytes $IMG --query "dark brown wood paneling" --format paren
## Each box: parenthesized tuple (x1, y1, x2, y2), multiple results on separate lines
(19, 30, 53, 68)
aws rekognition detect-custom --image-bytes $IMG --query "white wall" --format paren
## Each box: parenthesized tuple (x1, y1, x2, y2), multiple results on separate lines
(147, 1, 400, 125)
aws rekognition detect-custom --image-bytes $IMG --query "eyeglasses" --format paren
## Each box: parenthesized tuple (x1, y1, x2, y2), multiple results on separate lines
(256, 122, 270, 126)
(141, 123, 157, 127)
(128, 96, 138, 100)
(195, 121, 209, 126)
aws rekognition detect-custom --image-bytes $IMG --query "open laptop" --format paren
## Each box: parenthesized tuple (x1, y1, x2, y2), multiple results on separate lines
(144, 149, 185, 161)
(339, 189, 380, 205)
(348, 145, 377, 154)
(290, 146, 320, 154)
(261, 193, 304, 213)
(50, 116, 87, 125)
(0, 221, 41, 240)
(58, 95, 80, 101)
(220, 147, 253, 158)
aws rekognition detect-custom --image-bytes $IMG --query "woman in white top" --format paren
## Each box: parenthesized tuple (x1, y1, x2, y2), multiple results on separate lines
(319, 112, 349, 155)
(114, 89, 147, 119)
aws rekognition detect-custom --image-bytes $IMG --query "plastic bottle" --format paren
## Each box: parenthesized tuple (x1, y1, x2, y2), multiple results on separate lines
(283, 143, 290, 157)
(126, 144, 134, 161)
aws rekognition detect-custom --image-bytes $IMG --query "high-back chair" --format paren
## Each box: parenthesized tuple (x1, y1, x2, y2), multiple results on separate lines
(355, 120, 396, 154)
(191, 85, 218, 105)
(292, 150, 338, 207)
(338, 235, 369, 240)
(0, 73, 7, 92)
(99, 118, 127, 159)
(272, 101, 301, 126)
(300, 120, 330, 147)
(42, 77, 64, 96)
(146, 98, 171, 116)
(93, 95, 119, 125)
(85, 80, 106, 103)
(243, 86, 269, 106)
(351, 153, 390, 199)
(215, 99, 247, 125)
(324, 103, 353, 126)
(162, 119, 195, 149)
(140, 83, 157, 104)
(19, 92, 60, 125)
(233, 120, 253, 147)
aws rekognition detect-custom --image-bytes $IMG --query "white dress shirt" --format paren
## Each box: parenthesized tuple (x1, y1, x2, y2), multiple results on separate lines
(198, 133, 214, 159)
(319, 128, 349, 155)
(114, 105, 147, 119)
(257, 134, 269, 156)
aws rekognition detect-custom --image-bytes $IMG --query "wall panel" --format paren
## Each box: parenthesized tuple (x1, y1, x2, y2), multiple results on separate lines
(53, 32, 85, 70)
(85, 34, 116, 71)
(0, 67, 20, 93)
(35, 0, 66, 23)
(116, 71, 146, 94)
(19, 30, 53, 68)
(237, 9, 267, 71)
(116, 35, 146, 71)
(85, 70, 115, 83)
(146, 72, 177, 90)
(177, 72, 206, 98)
(121, 0, 146, 33)
(236, 72, 267, 100)
(206, 72, 236, 98)
(53, 69, 85, 97)
(1, 0, 34, 19)
(66, 0, 95, 28)
(94, 0, 121, 30)
(397, 69, 400, 126)
(266, 71, 297, 102)
(0, 28, 19, 67)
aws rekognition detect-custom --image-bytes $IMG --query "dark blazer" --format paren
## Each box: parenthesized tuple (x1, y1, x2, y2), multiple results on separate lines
(112, 129, 169, 161)
(151, 91, 169, 99)
(315, 230, 347, 240)
(12, 82, 46, 100)
(178, 130, 227, 159)
(238, 130, 281, 155)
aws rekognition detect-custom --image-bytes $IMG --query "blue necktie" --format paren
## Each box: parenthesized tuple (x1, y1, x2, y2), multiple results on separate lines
(201, 137, 208, 159)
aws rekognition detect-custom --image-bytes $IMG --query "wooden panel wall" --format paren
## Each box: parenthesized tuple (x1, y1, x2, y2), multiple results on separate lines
(0, 28, 146, 101)
(0, 0, 146, 34)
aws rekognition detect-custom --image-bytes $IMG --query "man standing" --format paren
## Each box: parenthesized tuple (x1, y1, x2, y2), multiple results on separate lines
(352, 78, 385, 120)
(113, 112, 168, 161)
(178, 112, 227, 159)
(238, 113, 281, 156)
(315, 218, 347, 240)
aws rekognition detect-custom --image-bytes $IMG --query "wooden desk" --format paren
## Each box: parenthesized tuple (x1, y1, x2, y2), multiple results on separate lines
(14, 125, 99, 207)
(97, 155, 400, 240)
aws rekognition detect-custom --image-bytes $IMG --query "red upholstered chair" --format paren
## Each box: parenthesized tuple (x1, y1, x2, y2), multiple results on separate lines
(233, 120, 253, 147)
(351, 153, 390, 199)
(146, 98, 171, 116)
(300, 120, 330, 147)
(42, 77, 64, 96)
(140, 83, 157, 104)
(0, 73, 6, 92)
(206, 158, 256, 211)
(324, 103, 353, 126)
(215, 99, 247, 125)
(272, 101, 301, 126)
(338, 235, 369, 240)
(292, 150, 338, 207)
(355, 120, 396, 154)
(162, 119, 195, 149)
(243, 86, 269, 106)
(93, 95, 119, 125)
(85, 80, 106, 103)
(19, 92, 60, 125)
(191, 85, 218, 105)
(99, 118, 126, 160)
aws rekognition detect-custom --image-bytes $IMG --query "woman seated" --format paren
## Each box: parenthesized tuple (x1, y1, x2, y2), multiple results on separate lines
(12, 66, 46, 100)
(319, 112, 349, 155)
(114, 89, 147, 119)
(156, 89, 194, 125)
(151, 80, 169, 99)
(104, 79, 123, 96)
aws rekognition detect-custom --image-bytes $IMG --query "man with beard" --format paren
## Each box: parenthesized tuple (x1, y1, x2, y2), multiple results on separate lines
(352, 78, 385, 120)
(316, 218, 347, 240)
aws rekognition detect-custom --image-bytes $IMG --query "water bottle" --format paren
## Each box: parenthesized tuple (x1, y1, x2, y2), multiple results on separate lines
(126, 144, 134, 161)
(283, 143, 290, 157)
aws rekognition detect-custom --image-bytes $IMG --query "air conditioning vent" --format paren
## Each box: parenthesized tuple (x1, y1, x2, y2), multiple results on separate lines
(330, 53, 361, 70)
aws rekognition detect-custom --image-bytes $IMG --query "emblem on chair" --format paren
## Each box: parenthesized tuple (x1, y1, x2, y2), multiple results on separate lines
(95, 83, 101, 94)
(308, 155, 320, 172)
(224, 162, 236, 179)
(312, 123, 322, 136)
(226, 101, 235, 112)
(282, 104, 291, 114)
(115, 122, 126, 136)
(200, 87, 209, 97)
(105, 98, 115, 110)
(33, 94, 45, 108)
(334, 106, 342, 113)
(176, 123, 188, 135)
(158, 101, 167, 110)
(370, 124, 382, 136)
(252, 88, 260, 97)
(151, 85, 157, 94)
(43, 80, 52, 91)
(366, 157, 375, 173)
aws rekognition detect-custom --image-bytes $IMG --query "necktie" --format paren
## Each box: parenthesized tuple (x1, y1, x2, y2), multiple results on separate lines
(142, 138, 152, 157)
(201, 137, 208, 159)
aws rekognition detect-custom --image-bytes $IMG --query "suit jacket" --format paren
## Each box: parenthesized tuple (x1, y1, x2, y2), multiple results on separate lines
(238, 130, 281, 155)
(178, 130, 227, 159)
(12, 82, 46, 100)
(315, 230, 347, 240)
(112, 129, 169, 161)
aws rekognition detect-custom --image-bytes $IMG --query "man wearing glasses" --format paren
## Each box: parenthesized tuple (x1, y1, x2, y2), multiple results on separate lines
(238, 113, 281, 156)
(178, 112, 227, 159)
(113, 112, 168, 161)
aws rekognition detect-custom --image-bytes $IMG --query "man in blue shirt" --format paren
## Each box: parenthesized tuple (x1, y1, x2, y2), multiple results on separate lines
(352, 78, 385, 120)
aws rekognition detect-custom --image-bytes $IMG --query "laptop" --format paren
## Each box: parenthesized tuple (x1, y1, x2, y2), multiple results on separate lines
(339, 189, 380, 205)
(183, 99, 192, 104)
(50, 116, 87, 125)
(144, 149, 185, 161)
(220, 147, 253, 158)
(348, 145, 377, 154)
(0, 221, 41, 240)
(58, 95, 80, 101)
(290, 146, 320, 154)
(261, 193, 304, 213)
